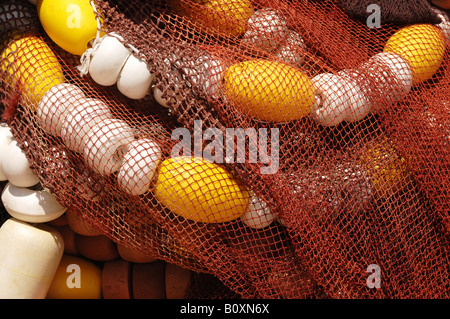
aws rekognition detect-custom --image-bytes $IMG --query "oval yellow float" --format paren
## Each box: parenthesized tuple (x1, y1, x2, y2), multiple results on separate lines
(223, 59, 315, 122)
(0, 35, 65, 110)
(383, 24, 446, 85)
(170, 0, 254, 37)
(153, 156, 249, 223)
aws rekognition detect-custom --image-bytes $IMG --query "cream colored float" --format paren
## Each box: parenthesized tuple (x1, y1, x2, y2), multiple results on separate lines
(2, 140, 40, 187)
(117, 138, 162, 196)
(60, 97, 113, 153)
(242, 8, 289, 53)
(36, 83, 86, 136)
(1, 183, 67, 223)
(117, 54, 154, 99)
(240, 192, 276, 229)
(311, 72, 371, 126)
(88, 34, 132, 86)
(0, 218, 64, 299)
(0, 123, 13, 181)
(83, 118, 135, 175)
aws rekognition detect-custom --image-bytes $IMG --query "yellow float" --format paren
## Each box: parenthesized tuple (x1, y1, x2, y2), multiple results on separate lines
(223, 59, 315, 122)
(37, 0, 102, 56)
(153, 156, 249, 223)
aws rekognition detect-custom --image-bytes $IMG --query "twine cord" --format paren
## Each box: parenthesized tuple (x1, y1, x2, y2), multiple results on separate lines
(76, 0, 145, 77)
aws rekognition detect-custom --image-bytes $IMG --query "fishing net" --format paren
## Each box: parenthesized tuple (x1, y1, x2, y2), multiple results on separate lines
(0, 0, 449, 299)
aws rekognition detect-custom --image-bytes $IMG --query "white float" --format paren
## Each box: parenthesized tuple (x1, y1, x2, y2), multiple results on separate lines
(60, 97, 113, 153)
(153, 85, 177, 108)
(274, 30, 306, 67)
(2, 140, 40, 187)
(242, 8, 289, 53)
(240, 192, 276, 229)
(1, 182, 67, 223)
(200, 53, 226, 101)
(117, 54, 154, 99)
(117, 138, 162, 196)
(88, 34, 132, 86)
(83, 118, 135, 175)
(36, 82, 86, 136)
(0, 218, 64, 299)
(359, 52, 413, 112)
(311, 72, 370, 126)
(337, 71, 372, 122)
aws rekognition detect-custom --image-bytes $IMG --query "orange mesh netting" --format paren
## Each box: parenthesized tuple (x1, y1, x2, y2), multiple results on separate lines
(0, 0, 449, 299)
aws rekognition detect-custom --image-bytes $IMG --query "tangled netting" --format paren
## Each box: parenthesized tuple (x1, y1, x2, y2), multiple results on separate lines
(1, 0, 449, 299)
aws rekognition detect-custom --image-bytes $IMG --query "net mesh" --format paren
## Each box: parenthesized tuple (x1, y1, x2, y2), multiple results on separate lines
(0, 0, 449, 299)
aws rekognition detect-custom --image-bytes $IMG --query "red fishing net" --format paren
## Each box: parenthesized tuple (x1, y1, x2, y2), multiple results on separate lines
(0, 0, 449, 299)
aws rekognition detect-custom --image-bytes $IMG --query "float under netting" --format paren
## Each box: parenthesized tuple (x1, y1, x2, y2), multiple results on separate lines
(0, 0, 449, 298)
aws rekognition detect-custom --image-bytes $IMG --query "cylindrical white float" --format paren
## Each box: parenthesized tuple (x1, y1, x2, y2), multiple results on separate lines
(117, 54, 154, 99)
(60, 98, 113, 153)
(83, 118, 135, 175)
(36, 83, 86, 136)
(117, 138, 162, 196)
(88, 34, 132, 86)
(0, 218, 64, 299)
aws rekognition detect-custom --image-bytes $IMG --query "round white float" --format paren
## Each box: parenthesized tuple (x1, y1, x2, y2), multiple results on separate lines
(2, 140, 40, 187)
(1, 182, 67, 223)
(60, 98, 113, 153)
(117, 138, 162, 196)
(240, 192, 276, 229)
(242, 8, 289, 53)
(311, 72, 370, 126)
(117, 54, 154, 99)
(360, 52, 413, 112)
(88, 34, 132, 86)
(274, 30, 306, 67)
(0, 123, 13, 181)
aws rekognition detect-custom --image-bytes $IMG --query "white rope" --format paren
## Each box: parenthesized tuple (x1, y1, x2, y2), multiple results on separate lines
(76, 36, 103, 77)
(76, 0, 145, 77)
(76, 0, 102, 77)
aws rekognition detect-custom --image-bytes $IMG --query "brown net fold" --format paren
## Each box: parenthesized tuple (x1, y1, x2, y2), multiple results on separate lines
(0, 0, 449, 299)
